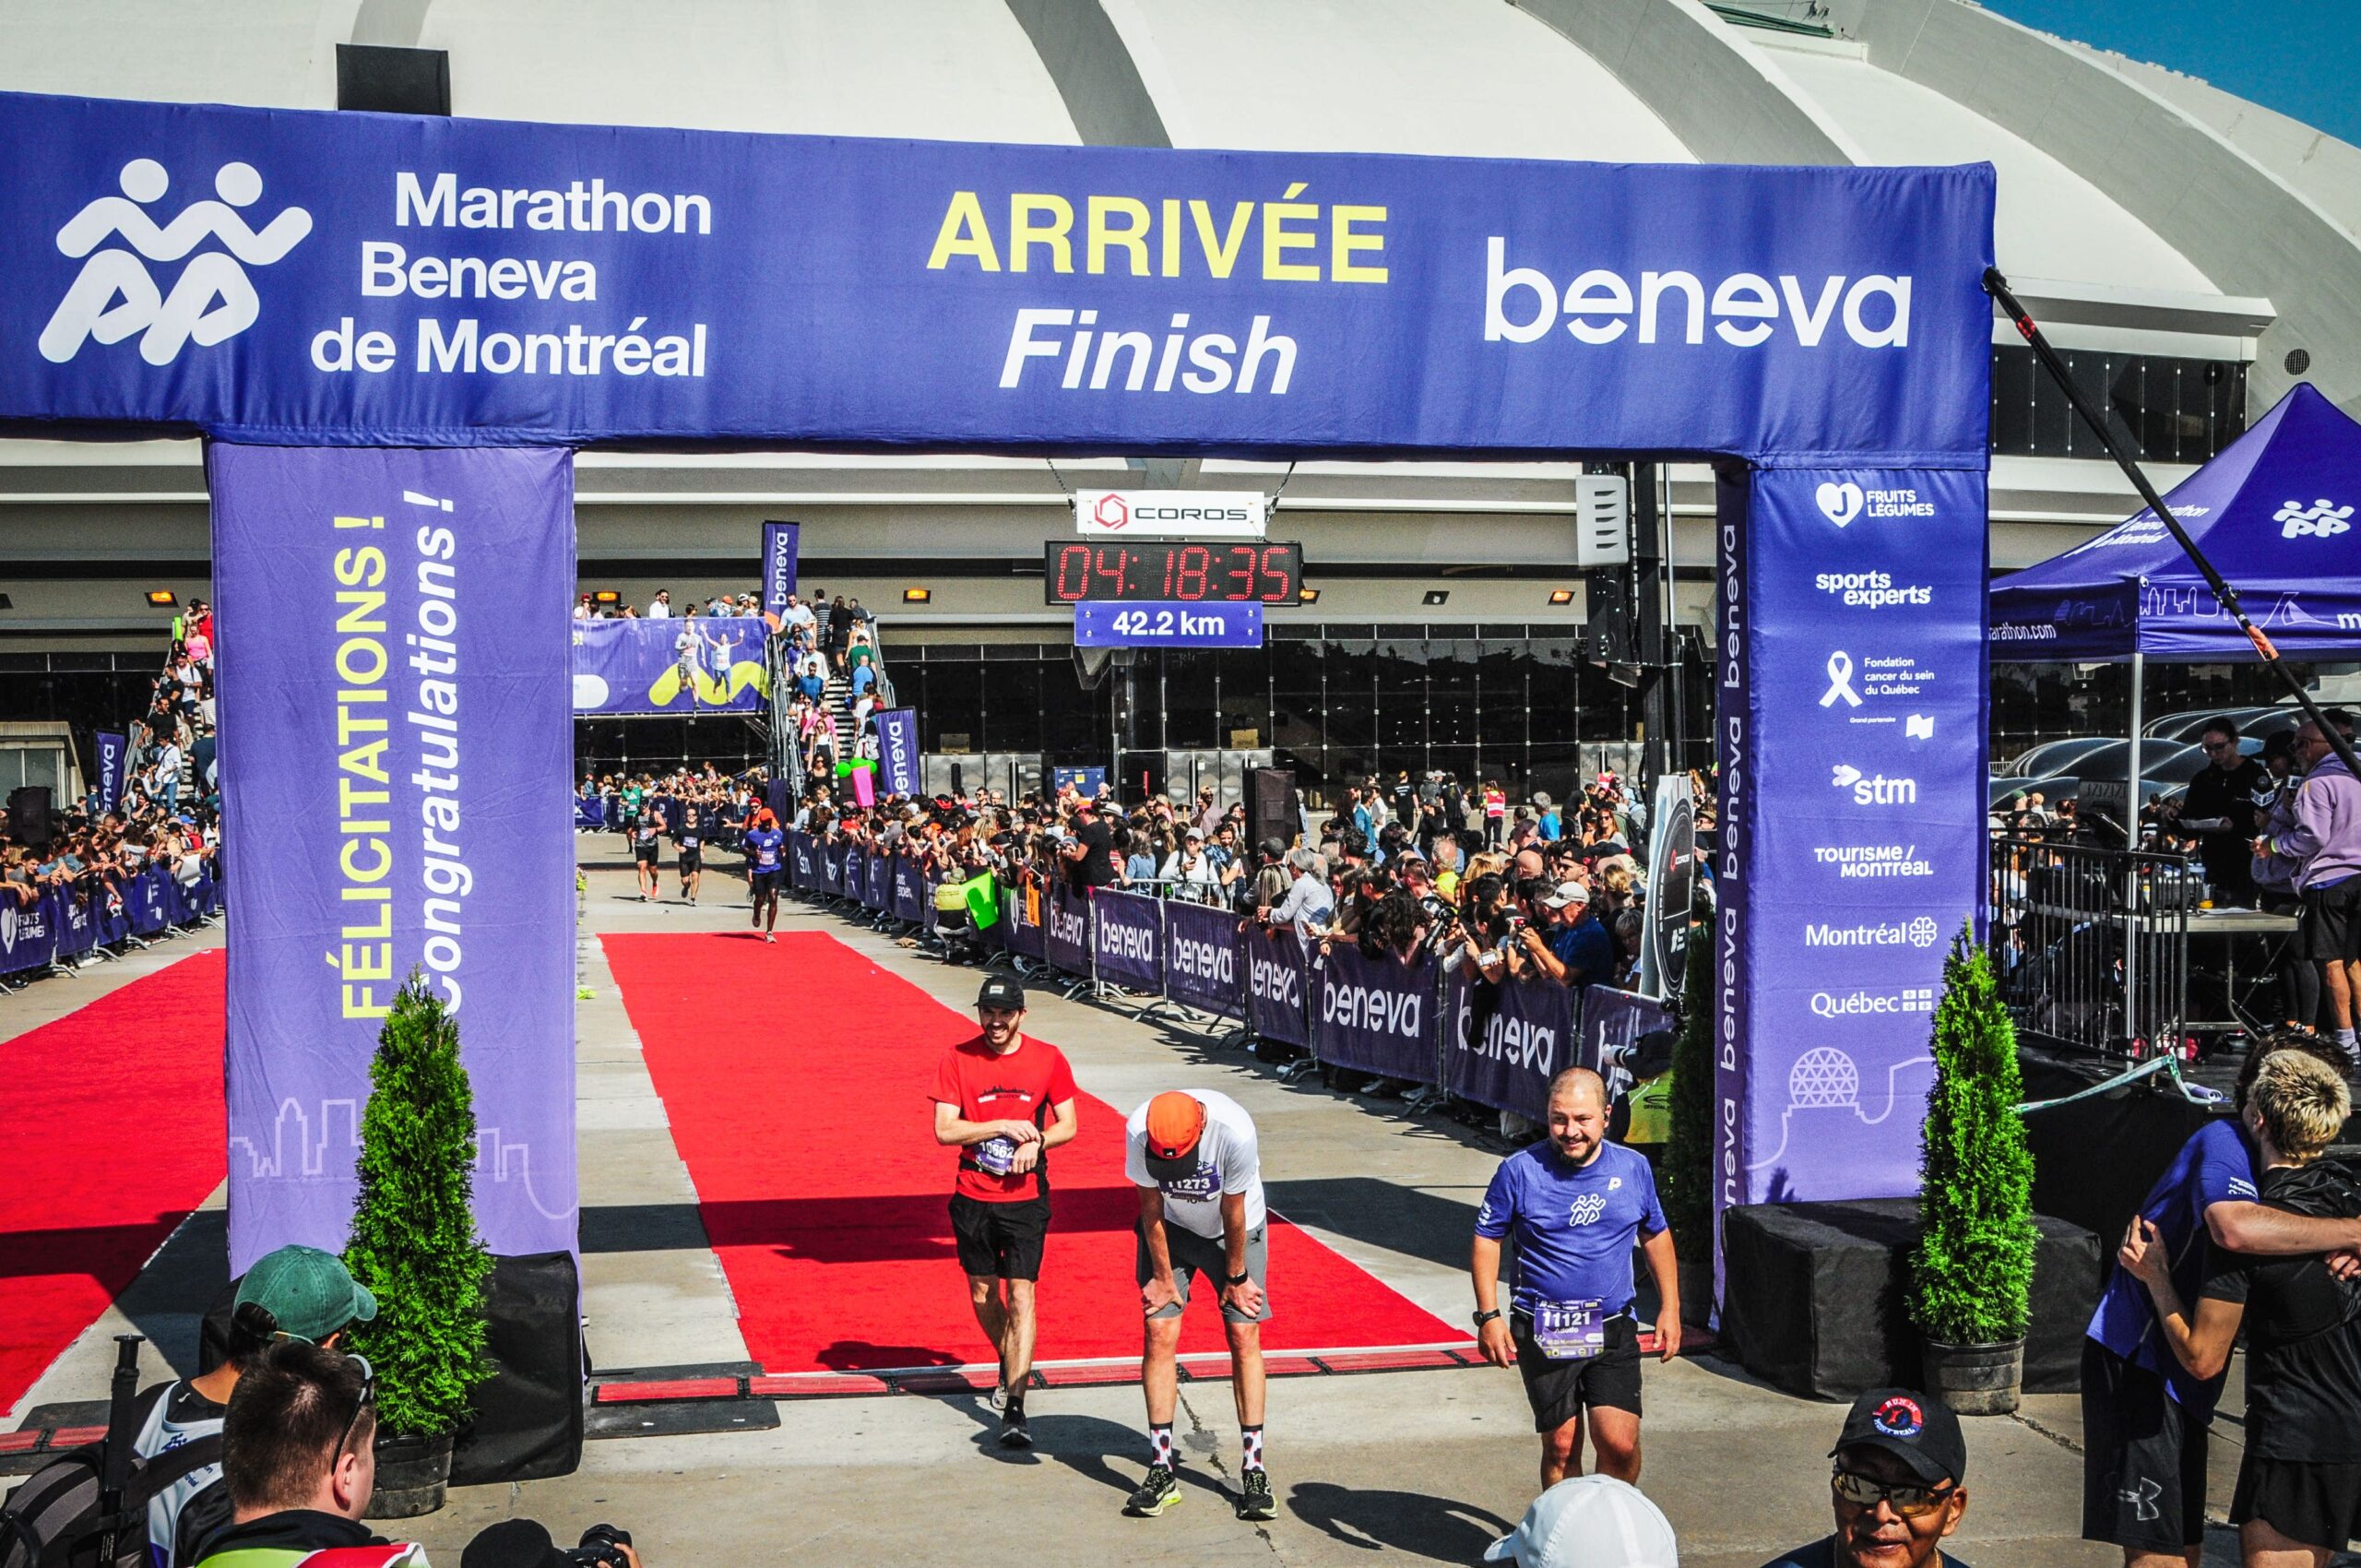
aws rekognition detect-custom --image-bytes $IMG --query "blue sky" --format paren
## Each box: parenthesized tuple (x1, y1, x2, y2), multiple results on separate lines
(1981, 0, 2360, 148)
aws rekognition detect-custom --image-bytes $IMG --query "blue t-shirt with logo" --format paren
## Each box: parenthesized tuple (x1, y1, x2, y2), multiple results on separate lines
(1475, 1140, 1666, 1316)
(745, 827, 785, 872)
(1548, 916, 1617, 987)
(2085, 1116, 2257, 1412)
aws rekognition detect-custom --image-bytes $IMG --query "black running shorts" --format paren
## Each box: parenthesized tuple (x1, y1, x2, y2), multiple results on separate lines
(2297, 877, 2361, 962)
(950, 1194, 1050, 1281)
(1511, 1310, 1643, 1432)
(678, 847, 702, 873)
(2080, 1339, 2209, 1553)
(634, 843, 659, 864)
(2232, 1455, 2361, 1554)
(751, 869, 783, 897)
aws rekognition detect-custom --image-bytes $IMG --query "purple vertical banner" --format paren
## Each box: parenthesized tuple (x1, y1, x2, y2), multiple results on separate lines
(876, 708, 920, 798)
(1091, 889, 1163, 991)
(1720, 465, 1986, 1228)
(789, 831, 815, 889)
(761, 520, 801, 629)
(1163, 899, 1243, 1018)
(1043, 884, 1091, 976)
(891, 852, 924, 923)
(212, 444, 576, 1274)
(1442, 970, 1574, 1123)
(1243, 926, 1310, 1048)
(94, 731, 125, 808)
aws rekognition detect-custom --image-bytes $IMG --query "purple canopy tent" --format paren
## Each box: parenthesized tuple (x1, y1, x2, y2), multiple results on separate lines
(1991, 383, 2361, 825)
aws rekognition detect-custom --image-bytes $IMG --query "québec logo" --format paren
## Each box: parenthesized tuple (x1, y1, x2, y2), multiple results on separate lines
(39, 158, 312, 366)
(1816, 481, 1865, 528)
(2277, 498, 2354, 540)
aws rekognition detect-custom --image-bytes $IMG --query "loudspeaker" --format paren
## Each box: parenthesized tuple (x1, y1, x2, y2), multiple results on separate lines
(337, 44, 451, 116)
(8, 786, 52, 849)
(1246, 768, 1296, 849)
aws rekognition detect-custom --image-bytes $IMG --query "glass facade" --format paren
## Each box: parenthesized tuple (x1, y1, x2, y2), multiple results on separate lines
(891, 626, 1715, 803)
(1990, 659, 2322, 766)
(1988, 343, 2247, 464)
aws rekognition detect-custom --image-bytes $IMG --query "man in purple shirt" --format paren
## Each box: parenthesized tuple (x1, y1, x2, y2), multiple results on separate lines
(2081, 1091, 2361, 1567)
(2257, 713, 2361, 1066)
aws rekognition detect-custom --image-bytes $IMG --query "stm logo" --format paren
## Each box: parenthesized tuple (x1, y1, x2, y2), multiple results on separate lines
(2277, 498, 2354, 540)
(40, 159, 312, 365)
(1831, 764, 1917, 805)
(1092, 493, 1130, 530)
(1568, 1193, 1608, 1227)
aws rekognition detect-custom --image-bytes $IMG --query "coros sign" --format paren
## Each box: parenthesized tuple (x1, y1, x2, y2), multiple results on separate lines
(1076, 489, 1267, 538)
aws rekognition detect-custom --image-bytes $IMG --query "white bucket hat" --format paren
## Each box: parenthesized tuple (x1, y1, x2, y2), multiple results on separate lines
(1482, 1476, 1678, 1567)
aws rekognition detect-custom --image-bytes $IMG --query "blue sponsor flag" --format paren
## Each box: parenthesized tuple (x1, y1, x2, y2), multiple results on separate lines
(94, 730, 125, 807)
(876, 707, 920, 797)
(761, 520, 800, 628)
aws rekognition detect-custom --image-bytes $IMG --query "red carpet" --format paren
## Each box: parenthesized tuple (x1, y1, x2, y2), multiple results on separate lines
(3, 950, 227, 1414)
(601, 932, 1459, 1372)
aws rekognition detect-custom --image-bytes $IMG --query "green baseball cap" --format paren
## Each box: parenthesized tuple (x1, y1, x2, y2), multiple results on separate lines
(235, 1245, 378, 1344)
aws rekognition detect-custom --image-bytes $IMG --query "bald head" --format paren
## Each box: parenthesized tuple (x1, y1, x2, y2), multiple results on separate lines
(1548, 1067, 1608, 1111)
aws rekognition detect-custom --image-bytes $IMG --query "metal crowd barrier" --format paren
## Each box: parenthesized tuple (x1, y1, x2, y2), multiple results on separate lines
(1989, 833, 2190, 1056)
(0, 863, 224, 992)
(777, 830, 1669, 1124)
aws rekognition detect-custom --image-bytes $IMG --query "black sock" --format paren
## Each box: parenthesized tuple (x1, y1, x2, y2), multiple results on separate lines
(1003, 1392, 1025, 1419)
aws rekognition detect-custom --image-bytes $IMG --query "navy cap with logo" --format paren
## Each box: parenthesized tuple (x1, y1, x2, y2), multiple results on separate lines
(976, 975, 1026, 1011)
(1831, 1388, 1966, 1487)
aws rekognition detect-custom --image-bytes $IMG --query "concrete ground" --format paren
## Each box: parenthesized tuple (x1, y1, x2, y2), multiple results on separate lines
(10, 837, 2344, 1566)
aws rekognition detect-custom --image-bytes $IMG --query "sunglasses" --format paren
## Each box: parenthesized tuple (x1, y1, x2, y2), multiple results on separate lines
(1832, 1467, 1954, 1517)
(335, 1353, 377, 1463)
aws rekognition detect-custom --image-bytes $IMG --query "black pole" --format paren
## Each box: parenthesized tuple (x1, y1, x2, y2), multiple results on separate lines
(1984, 267, 2361, 782)
(97, 1334, 144, 1565)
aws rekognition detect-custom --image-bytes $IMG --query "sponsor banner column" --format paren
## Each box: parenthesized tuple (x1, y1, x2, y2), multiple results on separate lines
(876, 708, 920, 797)
(213, 444, 577, 1272)
(95, 730, 125, 807)
(760, 520, 800, 627)
(1164, 900, 1244, 1018)
(1726, 466, 1987, 1213)
(1312, 944, 1437, 1082)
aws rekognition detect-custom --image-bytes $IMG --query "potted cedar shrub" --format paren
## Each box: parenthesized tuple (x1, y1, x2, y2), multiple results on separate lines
(1658, 921, 1716, 1326)
(1909, 926, 2037, 1415)
(344, 973, 493, 1515)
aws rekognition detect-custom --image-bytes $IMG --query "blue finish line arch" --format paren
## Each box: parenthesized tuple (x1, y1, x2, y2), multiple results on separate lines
(0, 89, 1994, 1277)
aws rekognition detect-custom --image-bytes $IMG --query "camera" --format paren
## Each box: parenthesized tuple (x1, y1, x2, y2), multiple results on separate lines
(564, 1526, 634, 1568)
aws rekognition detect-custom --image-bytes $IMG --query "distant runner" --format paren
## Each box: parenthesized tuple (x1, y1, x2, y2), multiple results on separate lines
(1124, 1087, 1276, 1522)
(677, 800, 706, 907)
(743, 809, 785, 941)
(630, 806, 663, 902)
(1472, 1066, 1679, 1495)
(930, 974, 1077, 1450)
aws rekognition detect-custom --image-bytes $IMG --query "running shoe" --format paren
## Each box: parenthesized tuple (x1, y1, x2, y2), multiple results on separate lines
(763, 932, 776, 944)
(988, 1380, 1007, 1413)
(1000, 1406, 1032, 1449)
(1235, 1468, 1276, 1521)
(1124, 1465, 1181, 1517)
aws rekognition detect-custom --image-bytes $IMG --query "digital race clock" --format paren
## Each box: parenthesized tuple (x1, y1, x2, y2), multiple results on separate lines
(1043, 540, 1300, 604)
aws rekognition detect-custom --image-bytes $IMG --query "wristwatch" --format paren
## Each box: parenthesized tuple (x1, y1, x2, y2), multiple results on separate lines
(1224, 1271, 1252, 1288)
(1472, 1308, 1502, 1327)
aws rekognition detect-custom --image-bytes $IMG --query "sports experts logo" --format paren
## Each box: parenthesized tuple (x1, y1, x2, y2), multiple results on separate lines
(1814, 569, 1931, 610)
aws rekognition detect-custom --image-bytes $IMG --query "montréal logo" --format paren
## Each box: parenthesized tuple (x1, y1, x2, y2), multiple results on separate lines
(40, 159, 313, 365)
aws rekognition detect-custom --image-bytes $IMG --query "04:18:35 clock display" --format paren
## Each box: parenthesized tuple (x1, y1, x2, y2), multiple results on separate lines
(1044, 540, 1300, 604)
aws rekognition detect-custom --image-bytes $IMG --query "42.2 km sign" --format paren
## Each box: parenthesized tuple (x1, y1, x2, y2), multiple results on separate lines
(1074, 601, 1264, 648)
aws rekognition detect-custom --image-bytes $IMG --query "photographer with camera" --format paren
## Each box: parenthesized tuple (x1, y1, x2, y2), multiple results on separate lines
(462, 1520, 640, 1568)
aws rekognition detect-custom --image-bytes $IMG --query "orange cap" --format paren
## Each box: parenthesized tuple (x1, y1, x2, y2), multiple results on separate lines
(1144, 1091, 1205, 1161)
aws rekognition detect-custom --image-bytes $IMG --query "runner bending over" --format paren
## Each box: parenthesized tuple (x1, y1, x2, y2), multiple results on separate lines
(1125, 1088, 1276, 1522)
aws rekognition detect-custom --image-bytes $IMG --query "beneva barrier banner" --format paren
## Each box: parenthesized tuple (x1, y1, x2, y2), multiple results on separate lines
(1313, 943, 1438, 1082)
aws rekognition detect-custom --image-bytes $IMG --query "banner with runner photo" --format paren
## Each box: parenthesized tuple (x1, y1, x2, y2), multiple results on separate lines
(213, 443, 576, 1271)
(1091, 888, 1163, 992)
(1243, 925, 1311, 1049)
(1312, 943, 1438, 1083)
(1443, 970, 1577, 1123)
(1163, 898, 1244, 1019)
(572, 615, 767, 715)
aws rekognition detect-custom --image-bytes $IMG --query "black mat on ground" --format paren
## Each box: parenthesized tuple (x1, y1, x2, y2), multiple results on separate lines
(1719, 1199, 2100, 1400)
(200, 1251, 583, 1486)
(2019, 1050, 2219, 1248)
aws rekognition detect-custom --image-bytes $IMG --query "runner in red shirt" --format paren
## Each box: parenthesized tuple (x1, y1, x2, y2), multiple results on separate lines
(930, 973, 1078, 1448)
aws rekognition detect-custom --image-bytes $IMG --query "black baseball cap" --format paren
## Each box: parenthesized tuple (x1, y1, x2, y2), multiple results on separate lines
(1831, 1388, 1966, 1487)
(977, 975, 1026, 1011)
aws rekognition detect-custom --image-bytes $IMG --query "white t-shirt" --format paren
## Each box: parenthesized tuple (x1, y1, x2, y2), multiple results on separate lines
(1124, 1087, 1265, 1240)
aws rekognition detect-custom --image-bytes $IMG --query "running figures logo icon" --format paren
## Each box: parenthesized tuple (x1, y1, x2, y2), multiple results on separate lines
(2276, 498, 2354, 540)
(1568, 1193, 1608, 1226)
(39, 159, 313, 366)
